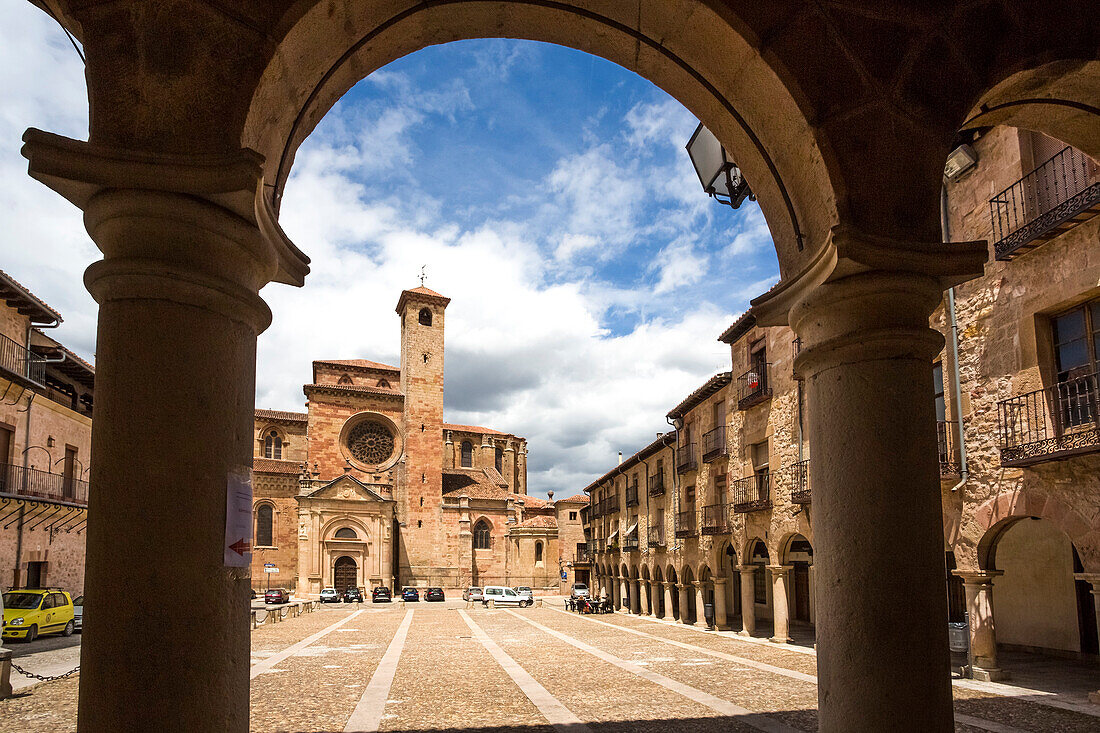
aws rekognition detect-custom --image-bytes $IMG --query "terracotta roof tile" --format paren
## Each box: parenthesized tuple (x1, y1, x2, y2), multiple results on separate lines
(314, 358, 400, 373)
(255, 408, 308, 422)
(718, 311, 756, 344)
(517, 494, 552, 509)
(396, 286, 451, 313)
(0, 268, 62, 324)
(442, 469, 513, 500)
(304, 383, 404, 400)
(513, 515, 557, 529)
(443, 423, 506, 435)
(556, 494, 590, 505)
(666, 372, 732, 420)
(252, 458, 303, 475)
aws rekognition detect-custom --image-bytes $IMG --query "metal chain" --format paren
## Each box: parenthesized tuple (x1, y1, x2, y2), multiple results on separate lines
(9, 659, 80, 682)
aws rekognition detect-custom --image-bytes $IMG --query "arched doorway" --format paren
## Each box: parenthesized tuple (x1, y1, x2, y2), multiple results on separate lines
(333, 555, 358, 595)
(783, 535, 814, 625)
(748, 539, 771, 626)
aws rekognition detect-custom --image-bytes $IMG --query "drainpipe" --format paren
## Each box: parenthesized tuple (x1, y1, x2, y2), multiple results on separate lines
(941, 183, 969, 492)
(666, 417, 682, 554)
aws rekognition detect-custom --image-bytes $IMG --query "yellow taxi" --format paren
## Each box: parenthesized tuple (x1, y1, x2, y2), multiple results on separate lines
(2, 588, 76, 643)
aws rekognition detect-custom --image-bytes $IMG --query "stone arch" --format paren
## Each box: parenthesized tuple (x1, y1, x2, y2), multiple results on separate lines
(681, 565, 695, 585)
(244, 0, 846, 274)
(697, 564, 712, 583)
(641, 565, 651, 581)
(472, 516, 494, 550)
(778, 532, 814, 565)
(259, 425, 286, 459)
(974, 489, 1099, 571)
(653, 565, 663, 583)
(666, 565, 678, 586)
(743, 536, 769, 564)
(253, 500, 277, 548)
(319, 514, 372, 542)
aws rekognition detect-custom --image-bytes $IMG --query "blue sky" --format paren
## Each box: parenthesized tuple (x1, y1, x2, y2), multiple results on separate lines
(0, 6, 781, 497)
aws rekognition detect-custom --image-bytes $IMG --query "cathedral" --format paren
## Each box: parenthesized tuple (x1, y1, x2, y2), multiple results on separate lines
(249, 286, 586, 596)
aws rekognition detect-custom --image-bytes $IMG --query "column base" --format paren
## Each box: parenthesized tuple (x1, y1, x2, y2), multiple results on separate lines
(1087, 690, 1100, 704)
(769, 635, 792, 644)
(689, 620, 707, 628)
(971, 666, 1010, 682)
(738, 629, 757, 637)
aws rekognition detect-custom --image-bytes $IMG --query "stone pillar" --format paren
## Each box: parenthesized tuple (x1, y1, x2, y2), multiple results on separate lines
(713, 577, 728, 629)
(631, 580, 641, 614)
(642, 581, 653, 615)
(768, 565, 793, 643)
(774, 247, 984, 732)
(662, 581, 675, 620)
(738, 565, 756, 636)
(621, 577, 631, 613)
(692, 581, 708, 628)
(1075, 574, 1100, 703)
(21, 131, 307, 732)
(677, 583, 691, 625)
(954, 571, 1008, 681)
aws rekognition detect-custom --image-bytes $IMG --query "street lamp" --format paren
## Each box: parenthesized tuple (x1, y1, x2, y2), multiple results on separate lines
(685, 123, 755, 209)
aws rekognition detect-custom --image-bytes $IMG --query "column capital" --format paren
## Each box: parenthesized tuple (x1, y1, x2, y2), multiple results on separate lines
(952, 569, 1003, 586)
(766, 564, 794, 575)
(1073, 572, 1100, 590)
(712, 576, 727, 587)
(692, 580, 706, 589)
(736, 564, 757, 575)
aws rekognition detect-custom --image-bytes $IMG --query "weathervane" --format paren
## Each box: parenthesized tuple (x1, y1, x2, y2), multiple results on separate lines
(419, 265, 427, 287)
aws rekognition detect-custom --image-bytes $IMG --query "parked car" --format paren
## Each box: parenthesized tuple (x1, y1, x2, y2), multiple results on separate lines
(462, 587, 484, 602)
(2, 589, 76, 643)
(425, 587, 445, 602)
(319, 587, 341, 603)
(72, 594, 84, 632)
(372, 586, 392, 603)
(512, 586, 534, 607)
(481, 586, 525, 606)
(401, 587, 420, 602)
(343, 587, 364, 603)
(570, 583, 590, 599)
(264, 588, 290, 604)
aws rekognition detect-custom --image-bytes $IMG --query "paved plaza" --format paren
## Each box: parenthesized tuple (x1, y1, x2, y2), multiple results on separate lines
(3, 601, 1098, 732)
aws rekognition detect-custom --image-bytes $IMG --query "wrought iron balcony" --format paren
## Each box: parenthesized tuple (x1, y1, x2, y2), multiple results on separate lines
(676, 443, 697, 474)
(702, 425, 728, 462)
(775, 459, 810, 504)
(606, 495, 620, 514)
(0, 462, 88, 505)
(622, 537, 639, 552)
(732, 473, 770, 513)
(674, 509, 697, 538)
(991, 146, 1100, 260)
(937, 421, 961, 477)
(0, 333, 46, 387)
(648, 472, 665, 496)
(998, 372, 1100, 466)
(625, 484, 639, 507)
(701, 503, 729, 534)
(648, 525, 665, 546)
(737, 365, 772, 410)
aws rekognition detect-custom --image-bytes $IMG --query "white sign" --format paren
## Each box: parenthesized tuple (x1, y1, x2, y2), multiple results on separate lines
(264, 567, 279, 573)
(224, 467, 253, 567)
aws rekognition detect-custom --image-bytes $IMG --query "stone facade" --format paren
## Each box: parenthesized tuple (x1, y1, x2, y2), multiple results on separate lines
(0, 269, 94, 595)
(582, 124, 1100, 667)
(250, 286, 573, 596)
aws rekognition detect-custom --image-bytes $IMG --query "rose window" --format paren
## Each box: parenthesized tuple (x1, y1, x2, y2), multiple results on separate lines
(346, 421, 395, 465)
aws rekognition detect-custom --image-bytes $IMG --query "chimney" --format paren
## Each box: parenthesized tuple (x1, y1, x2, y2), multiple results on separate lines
(547, 490, 554, 501)
(617, 451, 623, 465)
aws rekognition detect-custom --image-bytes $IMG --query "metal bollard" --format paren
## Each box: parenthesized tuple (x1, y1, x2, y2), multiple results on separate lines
(0, 647, 13, 700)
(487, 599, 496, 609)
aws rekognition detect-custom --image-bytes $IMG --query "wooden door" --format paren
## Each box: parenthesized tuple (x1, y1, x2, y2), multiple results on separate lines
(333, 556, 357, 594)
(793, 564, 810, 622)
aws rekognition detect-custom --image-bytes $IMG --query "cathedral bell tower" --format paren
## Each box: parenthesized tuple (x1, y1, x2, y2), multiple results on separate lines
(395, 286, 450, 586)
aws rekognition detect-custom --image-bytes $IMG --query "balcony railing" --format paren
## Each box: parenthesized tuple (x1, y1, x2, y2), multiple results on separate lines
(606, 495, 620, 514)
(625, 484, 639, 507)
(775, 460, 810, 504)
(0, 462, 88, 505)
(580, 505, 590, 523)
(737, 364, 772, 410)
(648, 472, 665, 496)
(622, 536, 639, 552)
(0, 333, 46, 386)
(648, 525, 665, 546)
(937, 420, 961, 477)
(998, 372, 1100, 466)
(991, 146, 1100, 260)
(702, 425, 728, 462)
(674, 510, 697, 538)
(732, 473, 770, 513)
(701, 503, 729, 534)
(676, 444, 697, 474)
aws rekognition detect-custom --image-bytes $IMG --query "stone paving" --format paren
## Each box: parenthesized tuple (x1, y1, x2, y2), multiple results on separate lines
(2, 600, 1098, 732)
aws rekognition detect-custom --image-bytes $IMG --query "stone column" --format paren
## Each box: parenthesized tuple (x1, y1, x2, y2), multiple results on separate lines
(642, 581, 653, 615)
(21, 131, 307, 732)
(662, 581, 675, 620)
(677, 583, 691, 625)
(713, 577, 728, 629)
(1074, 574, 1100, 703)
(631, 580, 641, 614)
(772, 242, 984, 732)
(954, 571, 1008, 681)
(738, 565, 757, 636)
(768, 565, 793, 643)
(692, 581, 708, 628)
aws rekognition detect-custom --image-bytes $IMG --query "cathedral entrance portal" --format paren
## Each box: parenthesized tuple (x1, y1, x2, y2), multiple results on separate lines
(334, 556, 358, 594)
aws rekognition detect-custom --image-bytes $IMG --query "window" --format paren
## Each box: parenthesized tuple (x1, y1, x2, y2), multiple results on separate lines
(337, 373, 353, 385)
(750, 540, 769, 605)
(419, 307, 433, 326)
(495, 446, 503, 472)
(569, 511, 578, 521)
(377, 378, 391, 388)
(685, 484, 695, 507)
(715, 473, 727, 501)
(461, 441, 474, 467)
(62, 445, 77, 498)
(263, 430, 282, 460)
(535, 542, 543, 563)
(473, 520, 491, 549)
(1052, 300, 1100, 428)
(257, 504, 273, 547)
(334, 527, 357, 539)
(713, 400, 725, 428)
(932, 363, 946, 422)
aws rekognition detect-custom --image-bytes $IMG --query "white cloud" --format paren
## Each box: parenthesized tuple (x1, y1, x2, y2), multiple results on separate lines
(650, 237, 708, 294)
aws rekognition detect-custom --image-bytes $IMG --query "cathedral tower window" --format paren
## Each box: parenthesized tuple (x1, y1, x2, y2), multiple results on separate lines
(419, 307, 433, 326)
(256, 504, 274, 547)
(534, 541, 543, 564)
(263, 430, 282, 460)
(461, 440, 474, 468)
(338, 373, 353, 385)
(495, 446, 503, 472)
(473, 520, 491, 549)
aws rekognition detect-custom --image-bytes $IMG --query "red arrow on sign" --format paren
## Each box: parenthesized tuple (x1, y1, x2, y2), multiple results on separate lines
(228, 538, 251, 556)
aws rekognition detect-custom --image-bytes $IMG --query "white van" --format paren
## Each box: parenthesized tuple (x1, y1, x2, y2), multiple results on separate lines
(482, 586, 525, 606)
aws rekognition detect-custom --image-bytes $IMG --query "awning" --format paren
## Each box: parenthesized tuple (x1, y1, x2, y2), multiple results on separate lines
(625, 522, 638, 537)
(607, 529, 619, 544)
